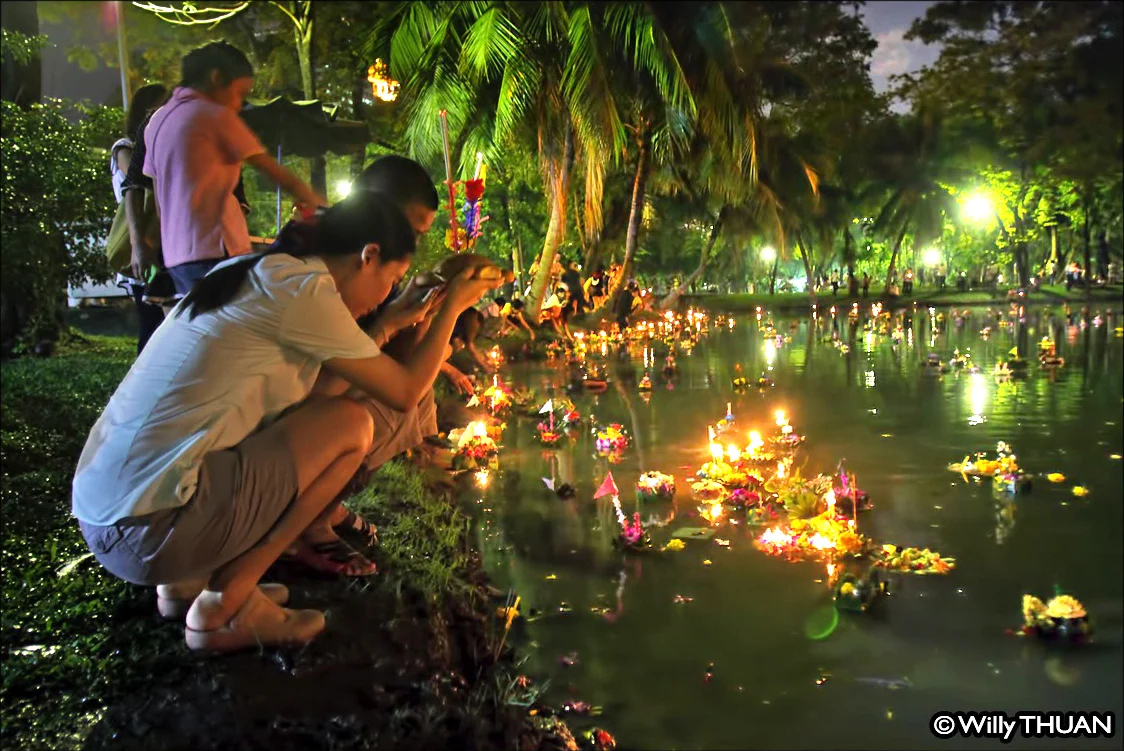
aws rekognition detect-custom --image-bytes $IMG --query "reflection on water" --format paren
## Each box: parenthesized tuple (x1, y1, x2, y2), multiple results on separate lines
(463, 305, 1124, 750)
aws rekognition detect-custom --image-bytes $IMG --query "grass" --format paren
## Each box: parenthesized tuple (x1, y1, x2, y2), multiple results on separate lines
(686, 283, 1124, 313)
(0, 330, 550, 751)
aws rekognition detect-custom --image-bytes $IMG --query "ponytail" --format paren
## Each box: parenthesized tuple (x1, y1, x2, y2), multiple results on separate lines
(180, 192, 416, 320)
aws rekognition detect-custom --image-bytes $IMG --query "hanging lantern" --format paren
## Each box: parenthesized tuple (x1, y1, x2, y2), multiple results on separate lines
(368, 59, 400, 102)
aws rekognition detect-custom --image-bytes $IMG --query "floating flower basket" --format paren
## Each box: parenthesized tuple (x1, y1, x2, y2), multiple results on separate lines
(636, 471, 675, 502)
(1020, 593, 1091, 644)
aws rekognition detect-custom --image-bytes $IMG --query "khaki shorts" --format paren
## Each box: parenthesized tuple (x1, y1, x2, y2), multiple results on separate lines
(79, 428, 299, 586)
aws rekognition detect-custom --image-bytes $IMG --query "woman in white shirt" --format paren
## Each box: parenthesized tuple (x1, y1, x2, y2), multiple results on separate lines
(72, 192, 500, 652)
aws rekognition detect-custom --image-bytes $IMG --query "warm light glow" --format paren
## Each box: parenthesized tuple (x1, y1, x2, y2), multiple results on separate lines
(923, 247, 941, 267)
(777, 461, 786, 479)
(368, 59, 400, 102)
(765, 338, 777, 366)
(726, 445, 741, 463)
(336, 180, 352, 198)
(474, 469, 491, 487)
(969, 372, 987, 424)
(809, 533, 836, 551)
(963, 191, 994, 224)
(760, 245, 777, 263)
(748, 431, 763, 454)
(774, 410, 787, 428)
(760, 527, 790, 546)
(825, 489, 836, 516)
(710, 443, 725, 461)
(826, 563, 836, 578)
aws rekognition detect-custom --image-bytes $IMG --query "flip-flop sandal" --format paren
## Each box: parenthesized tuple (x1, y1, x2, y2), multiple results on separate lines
(159, 582, 290, 621)
(285, 539, 377, 577)
(333, 509, 378, 547)
(185, 588, 325, 653)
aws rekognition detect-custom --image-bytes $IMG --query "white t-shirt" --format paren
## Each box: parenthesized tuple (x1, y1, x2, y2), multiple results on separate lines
(72, 254, 381, 526)
(110, 137, 132, 204)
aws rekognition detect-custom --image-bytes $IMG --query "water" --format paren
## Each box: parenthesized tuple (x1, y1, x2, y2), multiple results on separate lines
(463, 305, 1124, 750)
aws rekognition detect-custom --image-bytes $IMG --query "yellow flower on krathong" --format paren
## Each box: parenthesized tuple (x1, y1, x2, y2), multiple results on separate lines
(664, 539, 686, 552)
(1047, 473, 1066, 483)
(1072, 485, 1090, 497)
(839, 582, 855, 597)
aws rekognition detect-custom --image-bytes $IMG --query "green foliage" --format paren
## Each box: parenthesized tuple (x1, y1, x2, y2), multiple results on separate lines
(1, 99, 121, 348)
(0, 28, 50, 65)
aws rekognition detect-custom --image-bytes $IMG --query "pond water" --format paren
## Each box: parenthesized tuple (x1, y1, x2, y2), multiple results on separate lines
(461, 305, 1124, 751)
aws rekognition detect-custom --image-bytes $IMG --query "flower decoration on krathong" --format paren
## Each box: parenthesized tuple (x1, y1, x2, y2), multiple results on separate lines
(636, 471, 676, 501)
(536, 421, 565, 446)
(450, 421, 499, 471)
(872, 544, 955, 574)
(948, 440, 1020, 478)
(691, 479, 727, 503)
(461, 177, 489, 249)
(726, 488, 760, 507)
(485, 421, 506, 444)
(595, 423, 630, 454)
(1018, 591, 1091, 643)
(638, 373, 653, 391)
(481, 375, 512, 414)
(754, 512, 867, 561)
(562, 407, 582, 427)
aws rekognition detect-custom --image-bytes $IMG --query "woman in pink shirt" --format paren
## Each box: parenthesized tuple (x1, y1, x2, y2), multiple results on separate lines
(144, 41, 326, 297)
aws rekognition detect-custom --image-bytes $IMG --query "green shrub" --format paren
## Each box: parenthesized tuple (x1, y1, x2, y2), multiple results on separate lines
(1, 99, 122, 351)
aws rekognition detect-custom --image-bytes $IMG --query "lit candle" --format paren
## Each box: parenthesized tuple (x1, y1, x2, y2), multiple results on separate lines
(825, 489, 836, 517)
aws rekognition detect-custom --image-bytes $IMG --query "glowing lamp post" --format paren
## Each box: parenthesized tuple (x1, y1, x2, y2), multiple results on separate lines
(963, 192, 994, 225)
(368, 59, 400, 102)
(923, 248, 941, 268)
(761, 245, 779, 296)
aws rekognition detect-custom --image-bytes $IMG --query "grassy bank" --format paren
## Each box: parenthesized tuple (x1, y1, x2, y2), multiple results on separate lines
(686, 283, 1124, 313)
(0, 333, 570, 751)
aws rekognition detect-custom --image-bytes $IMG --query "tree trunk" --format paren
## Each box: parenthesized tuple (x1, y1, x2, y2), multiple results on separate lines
(525, 127, 573, 321)
(660, 209, 724, 310)
(883, 223, 908, 292)
(1082, 186, 1093, 299)
(349, 72, 366, 180)
(844, 228, 858, 296)
(612, 128, 651, 301)
(1, 0, 42, 107)
(796, 232, 815, 299)
(770, 253, 779, 294)
(291, 2, 326, 196)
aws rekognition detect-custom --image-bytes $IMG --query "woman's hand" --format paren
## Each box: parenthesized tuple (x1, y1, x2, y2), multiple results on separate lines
(442, 363, 475, 395)
(385, 286, 445, 332)
(444, 268, 503, 312)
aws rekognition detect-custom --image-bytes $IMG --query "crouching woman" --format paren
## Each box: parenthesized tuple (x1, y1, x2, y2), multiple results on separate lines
(71, 192, 498, 652)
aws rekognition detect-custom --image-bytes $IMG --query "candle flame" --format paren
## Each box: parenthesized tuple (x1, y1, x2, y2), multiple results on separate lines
(475, 469, 491, 487)
(809, 533, 836, 550)
(760, 527, 790, 546)
(825, 489, 836, 515)
(710, 443, 725, 461)
(775, 409, 787, 427)
(726, 444, 741, 463)
(776, 461, 786, 479)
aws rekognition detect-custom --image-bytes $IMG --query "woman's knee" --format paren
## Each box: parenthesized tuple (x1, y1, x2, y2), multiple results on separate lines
(336, 397, 376, 455)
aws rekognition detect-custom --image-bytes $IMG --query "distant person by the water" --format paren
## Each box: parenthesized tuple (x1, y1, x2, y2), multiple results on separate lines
(861, 273, 870, 299)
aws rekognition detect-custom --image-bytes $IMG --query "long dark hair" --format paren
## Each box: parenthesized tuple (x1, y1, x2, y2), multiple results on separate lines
(126, 83, 169, 142)
(180, 192, 416, 320)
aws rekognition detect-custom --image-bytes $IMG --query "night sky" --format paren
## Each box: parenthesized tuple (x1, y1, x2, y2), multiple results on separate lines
(860, 0, 940, 93)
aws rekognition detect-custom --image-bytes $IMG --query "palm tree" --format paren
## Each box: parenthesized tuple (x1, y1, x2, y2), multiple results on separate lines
(373, 1, 700, 320)
(863, 110, 961, 292)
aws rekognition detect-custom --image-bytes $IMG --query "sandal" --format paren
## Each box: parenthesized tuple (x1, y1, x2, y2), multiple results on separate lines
(159, 582, 289, 621)
(285, 538, 377, 577)
(333, 509, 378, 547)
(185, 587, 325, 653)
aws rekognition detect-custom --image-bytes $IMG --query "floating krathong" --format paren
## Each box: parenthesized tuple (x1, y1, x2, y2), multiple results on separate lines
(481, 375, 512, 414)
(754, 511, 867, 561)
(872, 544, 954, 574)
(638, 373, 653, 391)
(636, 471, 676, 502)
(536, 422, 565, 446)
(949, 441, 1020, 478)
(1019, 592, 1091, 643)
(834, 569, 889, 613)
(451, 421, 499, 471)
(595, 423, 630, 454)
(691, 479, 728, 503)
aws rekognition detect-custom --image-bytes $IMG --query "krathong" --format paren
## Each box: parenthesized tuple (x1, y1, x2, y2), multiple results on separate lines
(636, 471, 675, 501)
(754, 511, 867, 561)
(595, 423, 630, 454)
(949, 440, 1020, 478)
(451, 421, 499, 471)
(1019, 591, 1091, 643)
(872, 544, 955, 574)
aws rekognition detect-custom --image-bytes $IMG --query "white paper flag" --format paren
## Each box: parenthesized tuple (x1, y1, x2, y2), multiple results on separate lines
(538, 399, 554, 415)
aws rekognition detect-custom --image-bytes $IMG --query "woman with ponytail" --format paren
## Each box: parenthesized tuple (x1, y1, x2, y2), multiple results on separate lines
(71, 191, 501, 653)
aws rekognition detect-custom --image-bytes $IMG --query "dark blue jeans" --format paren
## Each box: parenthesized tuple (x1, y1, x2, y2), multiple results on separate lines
(167, 258, 225, 297)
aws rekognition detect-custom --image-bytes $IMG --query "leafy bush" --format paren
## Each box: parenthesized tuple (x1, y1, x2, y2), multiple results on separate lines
(1, 99, 122, 352)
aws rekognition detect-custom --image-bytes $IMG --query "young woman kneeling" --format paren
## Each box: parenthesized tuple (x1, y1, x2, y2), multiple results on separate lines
(71, 193, 499, 652)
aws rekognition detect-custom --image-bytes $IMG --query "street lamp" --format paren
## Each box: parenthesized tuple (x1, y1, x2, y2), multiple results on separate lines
(923, 248, 941, 267)
(760, 245, 777, 263)
(963, 191, 993, 224)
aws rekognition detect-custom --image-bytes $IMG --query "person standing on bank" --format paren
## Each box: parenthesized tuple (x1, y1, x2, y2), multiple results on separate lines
(144, 41, 325, 299)
(112, 83, 170, 354)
